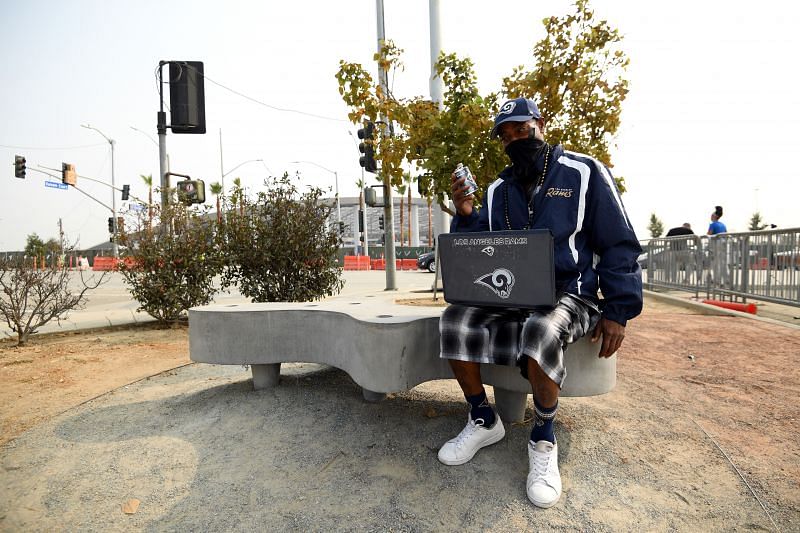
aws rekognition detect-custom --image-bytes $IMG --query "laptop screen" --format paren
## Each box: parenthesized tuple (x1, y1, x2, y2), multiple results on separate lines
(438, 229, 556, 309)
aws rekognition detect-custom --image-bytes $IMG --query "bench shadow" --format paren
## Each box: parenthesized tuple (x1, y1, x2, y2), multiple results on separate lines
(48, 364, 573, 530)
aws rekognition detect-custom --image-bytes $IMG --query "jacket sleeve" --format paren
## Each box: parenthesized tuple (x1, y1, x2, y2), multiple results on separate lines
(585, 162, 643, 326)
(450, 191, 491, 233)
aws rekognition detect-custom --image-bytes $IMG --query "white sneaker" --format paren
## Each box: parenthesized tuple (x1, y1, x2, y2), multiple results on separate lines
(526, 439, 562, 508)
(437, 414, 506, 466)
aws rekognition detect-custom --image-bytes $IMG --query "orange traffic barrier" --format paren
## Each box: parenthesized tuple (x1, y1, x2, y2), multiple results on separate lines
(401, 258, 417, 270)
(371, 259, 386, 270)
(343, 255, 371, 271)
(702, 299, 757, 314)
(92, 257, 139, 271)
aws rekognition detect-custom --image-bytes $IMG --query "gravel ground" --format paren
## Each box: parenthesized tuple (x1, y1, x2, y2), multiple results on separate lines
(1, 347, 794, 532)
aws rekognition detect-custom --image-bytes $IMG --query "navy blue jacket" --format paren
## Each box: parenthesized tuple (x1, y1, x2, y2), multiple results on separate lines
(451, 144, 643, 326)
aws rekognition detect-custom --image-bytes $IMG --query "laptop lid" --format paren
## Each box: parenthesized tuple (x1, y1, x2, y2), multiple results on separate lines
(438, 229, 556, 309)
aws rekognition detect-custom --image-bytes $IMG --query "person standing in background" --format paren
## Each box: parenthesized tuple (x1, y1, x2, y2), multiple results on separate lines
(707, 206, 727, 235)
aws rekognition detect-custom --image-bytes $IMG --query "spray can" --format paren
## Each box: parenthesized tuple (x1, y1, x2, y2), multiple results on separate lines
(454, 163, 478, 197)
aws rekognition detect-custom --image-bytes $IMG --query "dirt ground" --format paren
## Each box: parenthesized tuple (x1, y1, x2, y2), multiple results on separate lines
(1, 298, 798, 531)
(0, 324, 190, 447)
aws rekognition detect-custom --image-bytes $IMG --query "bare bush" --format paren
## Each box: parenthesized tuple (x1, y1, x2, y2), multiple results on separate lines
(0, 254, 108, 346)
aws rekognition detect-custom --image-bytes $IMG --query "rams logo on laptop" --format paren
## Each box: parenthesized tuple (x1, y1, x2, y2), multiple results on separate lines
(474, 268, 515, 299)
(481, 246, 495, 256)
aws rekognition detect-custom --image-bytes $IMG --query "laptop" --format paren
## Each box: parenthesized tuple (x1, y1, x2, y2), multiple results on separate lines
(438, 229, 556, 309)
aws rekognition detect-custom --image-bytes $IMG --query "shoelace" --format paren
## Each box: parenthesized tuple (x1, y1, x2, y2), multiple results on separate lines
(531, 448, 552, 478)
(453, 420, 480, 449)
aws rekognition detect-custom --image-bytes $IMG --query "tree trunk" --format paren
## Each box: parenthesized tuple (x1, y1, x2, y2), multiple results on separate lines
(427, 198, 433, 247)
(399, 196, 404, 249)
(407, 187, 411, 247)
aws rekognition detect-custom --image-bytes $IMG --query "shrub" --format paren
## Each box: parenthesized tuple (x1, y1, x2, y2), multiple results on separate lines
(117, 196, 226, 324)
(221, 173, 344, 302)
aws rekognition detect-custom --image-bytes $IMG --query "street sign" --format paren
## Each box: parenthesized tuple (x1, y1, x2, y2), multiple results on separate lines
(45, 181, 69, 190)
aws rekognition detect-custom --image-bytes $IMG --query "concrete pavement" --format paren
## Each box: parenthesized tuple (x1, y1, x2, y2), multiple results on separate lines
(0, 270, 442, 339)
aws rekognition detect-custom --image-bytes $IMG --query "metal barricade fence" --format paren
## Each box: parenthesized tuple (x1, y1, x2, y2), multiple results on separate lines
(641, 228, 800, 307)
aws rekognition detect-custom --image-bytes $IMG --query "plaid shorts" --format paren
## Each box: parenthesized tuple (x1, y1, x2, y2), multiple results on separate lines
(439, 294, 600, 387)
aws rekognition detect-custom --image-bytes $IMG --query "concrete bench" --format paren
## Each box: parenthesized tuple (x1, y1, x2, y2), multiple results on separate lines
(188, 299, 616, 422)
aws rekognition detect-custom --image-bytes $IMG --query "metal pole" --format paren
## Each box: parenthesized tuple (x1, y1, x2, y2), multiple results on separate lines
(361, 179, 369, 258)
(158, 113, 168, 211)
(429, 0, 450, 247)
(376, 0, 396, 290)
(110, 138, 118, 257)
(334, 171, 342, 225)
(157, 63, 169, 213)
(219, 128, 225, 195)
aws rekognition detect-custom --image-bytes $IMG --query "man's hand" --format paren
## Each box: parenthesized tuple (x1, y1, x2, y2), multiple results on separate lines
(590, 317, 625, 358)
(451, 170, 475, 217)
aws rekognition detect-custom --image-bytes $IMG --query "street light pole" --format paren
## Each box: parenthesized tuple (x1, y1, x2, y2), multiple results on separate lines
(290, 160, 342, 226)
(82, 124, 118, 258)
(130, 125, 170, 172)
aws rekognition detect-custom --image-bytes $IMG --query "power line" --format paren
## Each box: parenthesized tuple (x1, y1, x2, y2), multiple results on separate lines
(178, 62, 347, 123)
(0, 142, 106, 151)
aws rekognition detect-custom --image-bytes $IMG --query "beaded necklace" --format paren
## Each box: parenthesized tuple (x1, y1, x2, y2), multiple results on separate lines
(503, 143, 550, 230)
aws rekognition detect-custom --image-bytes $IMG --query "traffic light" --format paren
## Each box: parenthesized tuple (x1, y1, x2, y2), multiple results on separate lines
(121, 184, 130, 201)
(107, 217, 115, 234)
(14, 155, 26, 179)
(61, 163, 76, 186)
(378, 214, 385, 230)
(176, 179, 206, 204)
(169, 61, 206, 134)
(338, 221, 345, 235)
(357, 121, 377, 173)
(364, 187, 377, 207)
(358, 210, 364, 232)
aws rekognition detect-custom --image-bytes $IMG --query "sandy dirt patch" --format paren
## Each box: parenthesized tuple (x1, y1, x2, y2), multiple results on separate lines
(0, 299, 798, 530)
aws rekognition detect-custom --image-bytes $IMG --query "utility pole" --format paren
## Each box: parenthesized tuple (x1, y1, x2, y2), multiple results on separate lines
(219, 128, 225, 195)
(157, 61, 170, 212)
(58, 218, 64, 259)
(429, 0, 449, 241)
(376, 0, 397, 290)
(82, 124, 118, 257)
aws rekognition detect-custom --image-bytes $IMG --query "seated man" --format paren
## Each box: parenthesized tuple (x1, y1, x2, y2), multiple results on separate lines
(438, 97, 643, 508)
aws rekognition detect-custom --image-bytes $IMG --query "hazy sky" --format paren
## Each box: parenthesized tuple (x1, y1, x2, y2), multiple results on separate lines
(2, 0, 798, 251)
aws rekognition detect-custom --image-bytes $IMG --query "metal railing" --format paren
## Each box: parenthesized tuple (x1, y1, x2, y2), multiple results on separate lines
(641, 227, 800, 307)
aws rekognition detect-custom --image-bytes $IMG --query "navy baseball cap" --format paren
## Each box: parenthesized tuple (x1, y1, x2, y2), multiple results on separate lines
(491, 97, 542, 137)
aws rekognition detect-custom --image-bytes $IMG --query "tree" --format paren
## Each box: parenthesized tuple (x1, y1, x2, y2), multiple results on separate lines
(117, 191, 226, 325)
(337, 44, 505, 216)
(749, 211, 767, 231)
(221, 172, 344, 302)
(210, 181, 223, 224)
(336, 0, 630, 215)
(0, 244, 108, 346)
(140, 174, 154, 223)
(648, 213, 664, 238)
(24, 233, 46, 258)
(503, 0, 630, 189)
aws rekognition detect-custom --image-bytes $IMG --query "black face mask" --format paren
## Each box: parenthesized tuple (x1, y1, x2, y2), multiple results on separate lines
(505, 136, 546, 182)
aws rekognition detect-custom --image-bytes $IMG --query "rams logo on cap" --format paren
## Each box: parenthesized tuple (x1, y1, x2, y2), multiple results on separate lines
(499, 101, 516, 115)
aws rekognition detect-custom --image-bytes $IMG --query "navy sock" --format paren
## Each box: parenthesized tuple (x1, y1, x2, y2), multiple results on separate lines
(465, 390, 496, 427)
(530, 397, 557, 444)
